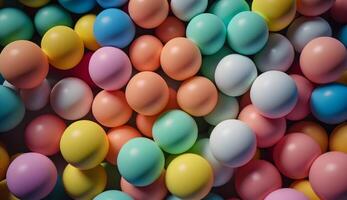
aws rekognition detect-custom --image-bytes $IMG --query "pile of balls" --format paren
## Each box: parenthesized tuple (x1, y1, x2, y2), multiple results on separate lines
(0, 0, 347, 199)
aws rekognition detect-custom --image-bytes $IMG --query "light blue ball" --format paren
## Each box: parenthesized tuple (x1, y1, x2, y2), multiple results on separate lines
(186, 13, 226, 55)
(0, 85, 25, 133)
(96, 0, 128, 8)
(311, 83, 347, 124)
(58, 0, 96, 14)
(209, 0, 250, 26)
(166, 195, 181, 200)
(117, 138, 164, 187)
(227, 11, 268, 55)
(203, 193, 224, 200)
(94, 8, 135, 48)
(338, 25, 347, 47)
(170, 0, 208, 21)
(94, 190, 133, 200)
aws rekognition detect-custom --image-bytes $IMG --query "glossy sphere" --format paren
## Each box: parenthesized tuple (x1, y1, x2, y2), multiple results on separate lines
(177, 76, 218, 117)
(287, 17, 332, 52)
(310, 83, 347, 124)
(92, 90, 132, 128)
(331, 0, 347, 24)
(0, 144, 9, 180)
(186, 13, 226, 55)
(239, 105, 286, 148)
(95, 190, 133, 200)
(273, 133, 321, 179)
(235, 160, 282, 200)
(0, 85, 25, 132)
(155, 16, 186, 43)
(94, 9, 135, 48)
(117, 138, 165, 186)
(50, 78, 93, 120)
(161, 37, 201, 81)
(0, 8, 34, 46)
(0, 40, 48, 89)
(291, 180, 320, 200)
(75, 14, 100, 51)
(126, 72, 169, 116)
(96, 0, 128, 8)
(166, 154, 213, 199)
(6, 153, 57, 200)
(129, 35, 163, 71)
(19, 0, 49, 7)
(170, 0, 208, 21)
(60, 120, 109, 170)
(20, 79, 50, 111)
(210, 119, 256, 167)
(58, 0, 96, 14)
(265, 188, 309, 200)
(63, 164, 106, 200)
(227, 11, 269, 55)
(25, 114, 66, 156)
(329, 123, 347, 153)
(297, 0, 334, 16)
(209, 0, 249, 26)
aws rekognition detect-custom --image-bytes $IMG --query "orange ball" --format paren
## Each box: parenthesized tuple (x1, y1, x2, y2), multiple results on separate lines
(106, 126, 142, 165)
(177, 76, 218, 117)
(125, 71, 169, 116)
(155, 16, 186, 43)
(128, 0, 169, 29)
(129, 35, 163, 71)
(160, 37, 201, 81)
(0, 40, 48, 89)
(92, 90, 133, 128)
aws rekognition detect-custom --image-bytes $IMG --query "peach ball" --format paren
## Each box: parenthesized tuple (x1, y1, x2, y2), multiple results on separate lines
(155, 16, 186, 43)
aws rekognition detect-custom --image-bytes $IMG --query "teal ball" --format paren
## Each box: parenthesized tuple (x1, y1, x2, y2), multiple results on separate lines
(94, 190, 133, 200)
(209, 0, 250, 26)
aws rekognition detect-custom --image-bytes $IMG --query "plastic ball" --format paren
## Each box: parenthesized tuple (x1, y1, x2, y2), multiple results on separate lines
(329, 123, 347, 153)
(209, 0, 250, 26)
(291, 180, 320, 200)
(155, 16, 186, 43)
(19, 0, 50, 7)
(58, 0, 96, 14)
(20, 79, 50, 111)
(0, 8, 34, 46)
(160, 37, 201, 81)
(204, 193, 224, 200)
(74, 14, 100, 51)
(0, 85, 25, 133)
(227, 11, 269, 55)
(41, 26, 84, 70)
(50, 77, 93, 120)
(0, 40, 49, 89)
(63, 164, 106, 200)
(6, 153, 57, 200)
(89, 47, 132, 91)
(0, 180, 18, 200)
(166, 153, 213, 199)
(310, 83, 347, 124)
(297, 0, 334, 16)
(129, 35, 163, 71)
(101, 162, 121, 189)
(25, 114, 66, 156)
(339, 25, 347, 47)
(0, 144, 9, 180)
(0, 74, 4, 84)
(331, 0, 347, 24)
(34, 5, 73, 36)
(95, 190, 133, 200)
(235, 160, 282, 200)
(60, 120, 109, 170)
(117, 138, 164, 187)
(186, 13, 226, 55)
(94, 8, 135, 48)
(265, 188, 309, 200)
(210, 119, 256, 168)
(177, 76, 218, 117)
(287, 16, 332, 52)
(170, 0, 208, 21)
(125, 71, 169, 116)
(96, 0, 128, 8)
(273, 133, 321, 179)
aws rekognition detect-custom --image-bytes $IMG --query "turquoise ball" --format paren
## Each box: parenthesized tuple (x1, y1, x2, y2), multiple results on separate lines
(186, 13, 226, 55)
(0, 8, 34, 46)
(34, 5, 73, 36)
(117, 138, 164, 187)
(94, 190, 133, 200)
(338, 25, 347, 47)
(0, 74, 4, 84)
(209, 0, 250, 26)
(227, 11, 268, 55)
(153, 110, 198, 154)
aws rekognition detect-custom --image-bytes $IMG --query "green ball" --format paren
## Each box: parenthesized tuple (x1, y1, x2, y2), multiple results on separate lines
(209, 0, 250, 26)
(153, 110, 198, 154)
(34, 5, 73, 36)
(186, 13, 226, 55)
(0, 8, 34, 46)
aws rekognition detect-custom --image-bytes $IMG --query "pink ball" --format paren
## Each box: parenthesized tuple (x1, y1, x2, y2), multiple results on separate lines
(309, 152, 347, 200)
(89, 47, 132, 91)
(265, 188, 309, 200)
(20, 79, 51, 111)
(300, 37, 347, 84)
(286, 75, 314, 121)
(238, 105, 286, 148)
(273, 133, 321, 179)
(235, 160, 282, 200)
(331, 0, 347, 24)
(297, 0, 334, 16)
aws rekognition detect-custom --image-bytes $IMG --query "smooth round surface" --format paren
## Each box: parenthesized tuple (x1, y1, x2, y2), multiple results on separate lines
(50, 77, 93, 120)
(331, 0, 347, 24)
(60, 120, 109, 170)
(19, 0, 49, 7)
(297, 0, 334, 16)
(330, 123, 347, 153)
(0, 144, 9, 180)
(265, 188, 309, 200)
(58, 0, 96, 14)
(95, 190, 133, 200)
(20, 79, 50, 111)
(96, 0, 128, 8)
(291, 180, 320, 200)
(75, 14, 100, 51)
(209, 0, 250, 26)
(170, 0, 208, 21)
(155, 16, 185, 43)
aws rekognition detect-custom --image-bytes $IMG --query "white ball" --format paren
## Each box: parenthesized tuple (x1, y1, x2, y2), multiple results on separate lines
(215, 54, 257, 97)
(250, 71, 298, 118)
(20, 79, 51, 111)
(170, 0, 208, 21)
(209, 119, 256, 168)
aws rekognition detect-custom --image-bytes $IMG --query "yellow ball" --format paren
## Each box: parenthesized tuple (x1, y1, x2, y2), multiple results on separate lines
(75, 14, 100, 51)
(337, 71, 347, 85)
(0, 180, 19, 200)
(63, 164, 106, 200)
(252, 0, 296, 31)
(166, 153, 213, 199)
(41, 26, 84, 70)
(60, 120, 109, 170)
(0, 144, 9, 181)
(19, 0, 49, 7)
(291, 180, 320, 200)
(329, 123, 347, 153)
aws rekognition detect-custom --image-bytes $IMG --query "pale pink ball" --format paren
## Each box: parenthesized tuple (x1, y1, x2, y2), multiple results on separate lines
(20, 79, 51, 111)
(265, 188, 308, 200)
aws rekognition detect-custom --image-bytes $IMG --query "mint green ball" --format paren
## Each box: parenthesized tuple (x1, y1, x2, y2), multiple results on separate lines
(209, 0, 250, 26)
(186, 13, 226, 55)
(153, 110, 198, 154)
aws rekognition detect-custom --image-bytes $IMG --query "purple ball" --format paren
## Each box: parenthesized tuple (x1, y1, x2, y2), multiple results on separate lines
(6, 153, 57, 200)
(265, 188, 309, 200)
(89, 47, 132, 91)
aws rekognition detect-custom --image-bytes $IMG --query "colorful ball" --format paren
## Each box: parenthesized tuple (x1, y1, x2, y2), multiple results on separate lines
(209, 0, 249, 26)
(0, 180, 19, 200)
(19, 0, 50, 7)
(20, 79, 50, 111)
(96, 0, 128, 8)
(155, 16, 186, 43)
(265, 188, 309, 200)
(0, 144, 9, 180)
(75, 14, 100, 51)
(291, 180, 320, 200)
(329, 123, 347, 153)
(297, 0, 334, 16)
(339, 25, 347, 47)
(170, 0, 208, 21)
(58, 0, 96, 14)
(95, 190, 133, 200)
(331, 0, 347, 24)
